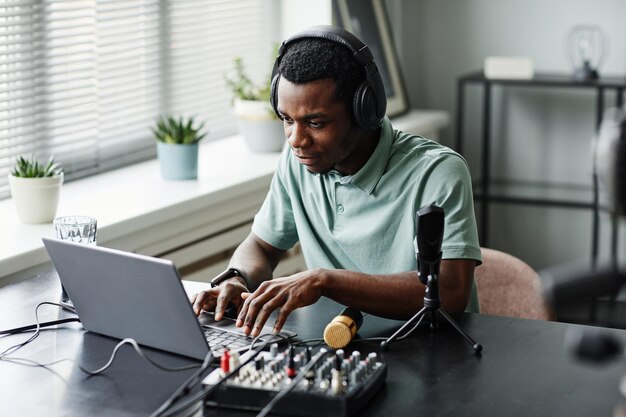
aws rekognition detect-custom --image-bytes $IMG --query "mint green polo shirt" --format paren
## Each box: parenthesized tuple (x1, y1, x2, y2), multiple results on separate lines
(252, 117, 482, 312)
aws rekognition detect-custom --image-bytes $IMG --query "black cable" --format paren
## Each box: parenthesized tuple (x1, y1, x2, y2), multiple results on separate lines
(0, 318, 80, 335)
(0, 302, 69, 358)
(157, 336, 277, 417)
(247, 332, 295, 353)
(292, 338, 325, 347)
(149, 350, 214, 417)
(0, 302, 81, 380)
(1, 301, 203, 381)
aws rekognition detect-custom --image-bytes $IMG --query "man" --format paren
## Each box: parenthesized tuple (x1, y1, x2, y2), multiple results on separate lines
(191, 26, 481, 338)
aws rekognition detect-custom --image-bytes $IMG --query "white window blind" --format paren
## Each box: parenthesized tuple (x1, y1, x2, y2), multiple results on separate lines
(0, 0, 279, 199)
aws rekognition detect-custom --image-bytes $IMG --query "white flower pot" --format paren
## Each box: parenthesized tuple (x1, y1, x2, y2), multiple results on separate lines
(234, 99, 285, 153)
(8, 173, 64, 224)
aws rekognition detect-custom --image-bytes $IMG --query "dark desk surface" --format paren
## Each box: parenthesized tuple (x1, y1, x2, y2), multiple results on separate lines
(1, 271, 625, 417)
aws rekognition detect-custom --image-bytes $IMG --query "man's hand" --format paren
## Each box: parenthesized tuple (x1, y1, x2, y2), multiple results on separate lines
(189, 278, 248, 320)
(236, 269, 325, 337)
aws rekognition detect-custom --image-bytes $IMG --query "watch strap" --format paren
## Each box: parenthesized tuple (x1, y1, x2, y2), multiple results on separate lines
(210, 267, 250, 290)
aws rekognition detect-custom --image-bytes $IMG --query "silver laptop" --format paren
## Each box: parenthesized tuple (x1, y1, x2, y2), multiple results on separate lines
(42, 238, 294, 361)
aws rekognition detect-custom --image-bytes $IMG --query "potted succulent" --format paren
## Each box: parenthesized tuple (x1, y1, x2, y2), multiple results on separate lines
(152, 115, 207, 180)
(225, 56, 285, 153)
(9, 155, 64, 224)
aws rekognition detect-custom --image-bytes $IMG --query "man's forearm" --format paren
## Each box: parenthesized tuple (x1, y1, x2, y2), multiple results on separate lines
(318, 259, 474, 319)
(228, 233, 284, 290)
(317, 270, 424, 320)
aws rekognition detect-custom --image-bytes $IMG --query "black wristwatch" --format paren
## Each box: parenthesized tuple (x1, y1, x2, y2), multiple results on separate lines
(210, 267, 250, 290)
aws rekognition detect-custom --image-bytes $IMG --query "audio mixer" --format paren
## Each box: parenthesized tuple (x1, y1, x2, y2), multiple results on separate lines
(202, 344, 386, 417)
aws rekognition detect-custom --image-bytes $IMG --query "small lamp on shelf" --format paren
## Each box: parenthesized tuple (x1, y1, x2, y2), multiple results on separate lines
(566, 25, 607, 81)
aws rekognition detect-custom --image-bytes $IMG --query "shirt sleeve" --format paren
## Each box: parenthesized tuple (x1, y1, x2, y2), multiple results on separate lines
(414, 150, 482, 313)
(418, 151, 482, 263)
(251, 149, 299, 251)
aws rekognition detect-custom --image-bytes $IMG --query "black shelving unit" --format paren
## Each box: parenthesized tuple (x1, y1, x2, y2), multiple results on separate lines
(456, 71, 626, 262)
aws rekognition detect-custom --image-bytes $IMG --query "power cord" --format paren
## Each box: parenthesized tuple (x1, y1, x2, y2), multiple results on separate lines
(0, 301, 78, 358)
(0, 302, 204, 380)
(0, 317, 80, 336)
(79, 338, 203, 376)
(0, 301, 81, 381)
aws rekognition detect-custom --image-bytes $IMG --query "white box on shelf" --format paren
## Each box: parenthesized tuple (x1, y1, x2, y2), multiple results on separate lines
(484, 56, 534, 80)
(391, 109, 450, 141)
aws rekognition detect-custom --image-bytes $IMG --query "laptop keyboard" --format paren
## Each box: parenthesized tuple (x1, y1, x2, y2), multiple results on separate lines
(203, 326, 259, 357)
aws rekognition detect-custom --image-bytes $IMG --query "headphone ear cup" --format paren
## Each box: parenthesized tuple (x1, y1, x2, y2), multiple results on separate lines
(353, 81, 379, 130)
(271, 25, 387, 129)
(270, 73, 280, 118)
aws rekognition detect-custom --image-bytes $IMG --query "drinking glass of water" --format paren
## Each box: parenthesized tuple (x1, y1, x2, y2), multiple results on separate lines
(53, 216, 98, 301)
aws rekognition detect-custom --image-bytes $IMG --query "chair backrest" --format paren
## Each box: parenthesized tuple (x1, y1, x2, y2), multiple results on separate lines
(474, 248, 553, 320)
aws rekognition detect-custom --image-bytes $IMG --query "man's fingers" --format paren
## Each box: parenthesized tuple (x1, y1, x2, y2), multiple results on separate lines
(192, 290, 217, 316)
(251, 298, 283, 337)
(214, 292, 230, 321)
(238, 290, 275, 335)
(273, 303, 293, 335)
(192, 291, 206, 315)
(213, 282, 249, 320)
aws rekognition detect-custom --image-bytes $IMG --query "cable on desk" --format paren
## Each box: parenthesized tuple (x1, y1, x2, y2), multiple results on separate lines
(148, 349, 214, 417)
(292, 338, 326, 347)
(0, 302, 82, 381)
(380, 312, 428, 345)
(0, 317, 80, 336)
(79, 338, 203, 376)
(0, 302, 202, 380)
(0, 302, 74, 358)
(155, 336, 278, 417)
(289, 310, 421, 350)
(247, 331, 295, 353)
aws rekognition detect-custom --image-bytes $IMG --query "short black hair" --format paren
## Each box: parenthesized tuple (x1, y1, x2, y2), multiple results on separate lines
(278, 37, 365, 119)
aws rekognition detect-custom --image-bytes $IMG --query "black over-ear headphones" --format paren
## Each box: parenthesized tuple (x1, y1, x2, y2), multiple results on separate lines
(270, 25, 387, 130)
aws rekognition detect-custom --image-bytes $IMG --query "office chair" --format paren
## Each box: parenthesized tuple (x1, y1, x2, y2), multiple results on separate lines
(474, 248, 554, 320)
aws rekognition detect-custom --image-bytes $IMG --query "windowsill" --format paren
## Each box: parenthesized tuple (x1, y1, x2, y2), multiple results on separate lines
(0, 135, 282, 284)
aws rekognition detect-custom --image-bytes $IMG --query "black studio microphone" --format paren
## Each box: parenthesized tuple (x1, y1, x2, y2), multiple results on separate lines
(416, 204, 445, 284)
(323, 307, 363, 349)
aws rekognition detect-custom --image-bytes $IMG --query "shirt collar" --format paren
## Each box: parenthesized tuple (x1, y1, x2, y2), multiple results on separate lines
(349, 117, 393, 195)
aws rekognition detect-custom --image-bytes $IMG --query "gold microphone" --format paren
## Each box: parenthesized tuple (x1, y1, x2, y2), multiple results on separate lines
(323, 308, 363, 349)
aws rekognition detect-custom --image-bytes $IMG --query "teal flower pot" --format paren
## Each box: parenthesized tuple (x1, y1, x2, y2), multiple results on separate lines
(157, 142, 199, 180)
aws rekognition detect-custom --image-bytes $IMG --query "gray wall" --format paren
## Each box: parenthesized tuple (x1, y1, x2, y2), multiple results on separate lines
(386, 0, 626, 270)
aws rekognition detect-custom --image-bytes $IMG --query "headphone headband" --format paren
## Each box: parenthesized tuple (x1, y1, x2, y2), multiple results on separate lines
(270, 25, 386, 130)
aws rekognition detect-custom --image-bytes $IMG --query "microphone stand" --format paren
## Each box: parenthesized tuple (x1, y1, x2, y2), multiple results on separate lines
(381, 253, 483, 353)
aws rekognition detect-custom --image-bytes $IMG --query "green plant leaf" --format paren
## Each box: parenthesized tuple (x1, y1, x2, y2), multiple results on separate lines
(151, 115, 208, 144)
(224, 44, 279, 106)
(11, 154, 63, 178)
